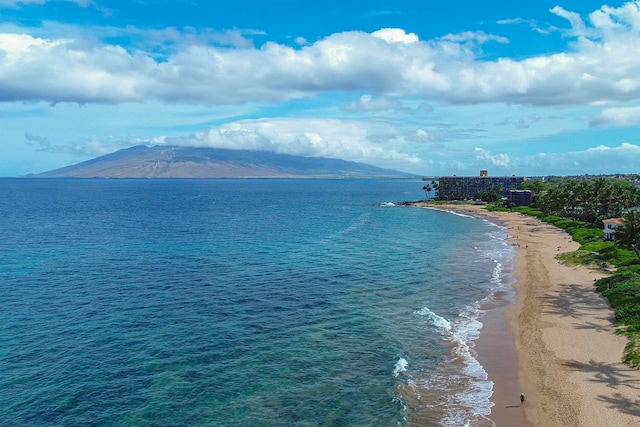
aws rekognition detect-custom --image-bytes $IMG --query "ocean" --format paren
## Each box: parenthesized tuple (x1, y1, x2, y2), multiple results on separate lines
(0, 178, 514, 426)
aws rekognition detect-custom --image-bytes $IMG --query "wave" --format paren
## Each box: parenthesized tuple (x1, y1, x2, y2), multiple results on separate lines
(320, 213, 368, 242)
(393, 209, 513, 426)
(491, 262, 502, 285)
(443, 210, 475, 218)
(405, 305, 496, 427)
(393, 357, 408, 377)
(415, 306, 452, 333)
(421, 206, 475, 218)
(481, 228, 516, 292)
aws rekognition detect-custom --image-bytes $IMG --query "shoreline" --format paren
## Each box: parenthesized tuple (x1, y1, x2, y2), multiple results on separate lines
(412, 203, 640, 426)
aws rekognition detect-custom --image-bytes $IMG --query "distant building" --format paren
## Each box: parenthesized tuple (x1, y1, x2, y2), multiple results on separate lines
(603, 218, 625, 241)
(509, 190, 534, 206)
(436, 170, 527, 202)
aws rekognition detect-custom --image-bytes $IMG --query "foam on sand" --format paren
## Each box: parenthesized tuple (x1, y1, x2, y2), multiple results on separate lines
(406, 305, 495, 426)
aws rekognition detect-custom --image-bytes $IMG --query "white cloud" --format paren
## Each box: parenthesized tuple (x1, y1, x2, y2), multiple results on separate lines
(25, 132, 133, 157)
(495, 114, 541, 129)
(0, 33, 147, 103)
(589, 107, 640, 127)
(0, 0, 89, 6)
(444, 143, 640, 176)
(162, 118, 424, 170)
(342, 95, 403, 112)
(439, 31, 508, 45)
(12, 98, 638, 176)
(1, 2, 640, 107)
(550, 6, 589, 36)
(371, 28, 419, 44)
(589, 3, 640, 32)
(497, 17, 556, 35)
(516, 143, 640, 175)
(474, 148, 511, 167)
(138, 27, 257, 50)
(586, 142, 640, 153)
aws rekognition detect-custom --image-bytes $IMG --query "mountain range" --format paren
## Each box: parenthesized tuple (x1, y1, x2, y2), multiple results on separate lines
(27, 146, 416, 179)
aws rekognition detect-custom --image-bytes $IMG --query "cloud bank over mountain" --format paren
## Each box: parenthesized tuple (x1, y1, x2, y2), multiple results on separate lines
(1, 1, 640, 176)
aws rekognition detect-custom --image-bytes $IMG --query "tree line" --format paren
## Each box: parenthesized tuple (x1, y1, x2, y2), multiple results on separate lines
(488, 175, 640, 367)
(522, 176, 640, 258)
(523, 176, 639, 223)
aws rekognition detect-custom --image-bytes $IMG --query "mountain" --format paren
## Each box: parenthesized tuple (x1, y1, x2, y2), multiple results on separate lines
(27, 146, 416, 179)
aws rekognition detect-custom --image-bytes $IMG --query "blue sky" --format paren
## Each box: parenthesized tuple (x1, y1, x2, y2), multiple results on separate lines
(1, 0, 640, 176)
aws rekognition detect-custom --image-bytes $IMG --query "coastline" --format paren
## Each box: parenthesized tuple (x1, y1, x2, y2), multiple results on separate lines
(412, 203, 640, 426)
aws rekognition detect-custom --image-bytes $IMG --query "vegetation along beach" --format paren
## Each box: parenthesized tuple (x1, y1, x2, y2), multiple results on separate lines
(412, 174, 640, 426)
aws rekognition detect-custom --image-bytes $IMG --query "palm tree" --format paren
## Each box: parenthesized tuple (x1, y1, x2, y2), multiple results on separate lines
(619, 186, 640, 212)
(423, 185, 432, 200)
(591, 177, 610, 214)
(543, 185, 569, 216)
(594, 177, 613, 219)
(608, 182, 635, 218)
(615, 210, 640, 259)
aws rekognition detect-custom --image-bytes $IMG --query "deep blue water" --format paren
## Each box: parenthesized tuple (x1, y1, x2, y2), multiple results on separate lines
(0, 179, 512, 426)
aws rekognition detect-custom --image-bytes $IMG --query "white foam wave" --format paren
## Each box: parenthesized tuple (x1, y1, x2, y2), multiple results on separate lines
(409, 303, 496, 426)
(381, 202, 396, 207)
(419, 206, 475, 219)
(491, 262, 501, 284)
(393, 357, 408, 377)
(451, 305, 485, 378)
(444, 210, 474, 218)
(322, 213, 368, 241)
(474, 226, 516, 294)
(402, 218, 515, 426)
(442, 304, 495, 425)
(415, 307, 452, 333)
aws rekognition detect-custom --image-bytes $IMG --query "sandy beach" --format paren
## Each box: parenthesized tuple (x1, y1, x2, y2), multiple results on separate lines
(414, 203, 640, 426)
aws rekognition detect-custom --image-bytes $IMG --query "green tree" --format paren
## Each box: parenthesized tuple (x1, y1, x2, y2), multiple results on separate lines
(616, 210, 640, 259)
(543, 184, 570, 216)
(520, 178, 551, 195)
(593, 177, 612, 219)
(423, 184, 432, 199)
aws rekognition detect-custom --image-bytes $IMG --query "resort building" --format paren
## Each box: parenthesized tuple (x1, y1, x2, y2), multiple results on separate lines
(603, 218, 625, 241)
(436, 171, 527, 202)
(508, 190, 534, 206)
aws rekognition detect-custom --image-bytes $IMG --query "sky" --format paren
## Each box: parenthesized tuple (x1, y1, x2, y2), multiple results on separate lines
(1, 0, 640, 177)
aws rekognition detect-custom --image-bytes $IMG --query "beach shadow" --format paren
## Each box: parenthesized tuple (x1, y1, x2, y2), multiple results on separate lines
(542, 283, 609, 320)
(572, 320, 617, 333)
(596, 393, 640, 417)
(562, 359, 640, 390)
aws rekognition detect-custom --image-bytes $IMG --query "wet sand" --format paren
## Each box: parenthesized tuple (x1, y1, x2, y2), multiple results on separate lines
(413, 203, 640, 426)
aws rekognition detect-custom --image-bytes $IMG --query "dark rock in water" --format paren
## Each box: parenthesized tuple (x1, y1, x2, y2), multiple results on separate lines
(394, 200, 425, 206)
(276, 407, 301, 421)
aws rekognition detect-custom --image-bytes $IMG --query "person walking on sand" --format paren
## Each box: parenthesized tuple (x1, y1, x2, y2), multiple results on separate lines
(520, 393, 525, 405)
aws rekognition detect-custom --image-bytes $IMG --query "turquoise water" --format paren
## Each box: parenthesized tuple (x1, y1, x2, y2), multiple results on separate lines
(0, 179, 513, 426)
